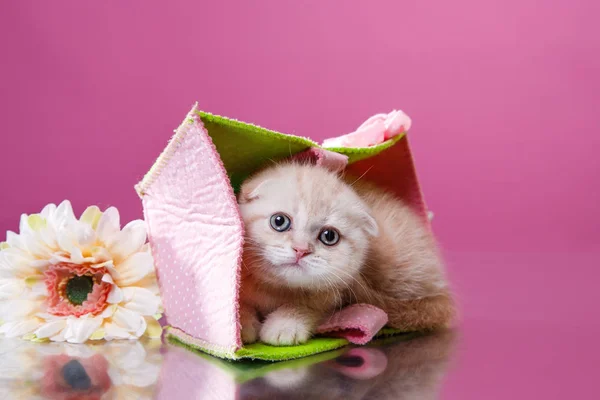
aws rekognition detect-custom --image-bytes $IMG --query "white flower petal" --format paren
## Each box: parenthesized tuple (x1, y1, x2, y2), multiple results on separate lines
(19, 213, 30, 233)
(6, 231, 23, 249)
(104, 322, 133, 340)
(52, 200, 76, 230)
(80, 206, 102, 229)
(34, 319, 67, 339)
(112, 307, 145, 333)
(74, 221, 96, 247)
(102, 304, 118, 318)
(109, 220, 147, 261)
(96, 207, 120, 244)
(0, 299, 39, 320)
(63, 317, 103, 344)
(121, 287, 161, 316)
(56, 231, 84, 263)
(0, 279, 25, 299)
(90, 246, 112, 263)
(40, 203, 57, 218)
(0, 250, 37, 278)
(50, 329, 66, 342)
(20, 232, 53, 259)
(107, 284, 123, 304)
(135, 315, 147, 338)
(29, 280, 48, 298)
(0, 318, 40, 337)
(114, 252, 154, 286)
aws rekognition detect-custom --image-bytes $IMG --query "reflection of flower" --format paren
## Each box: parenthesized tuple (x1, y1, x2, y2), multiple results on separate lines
(0, 200, 162, 343)
(322, 110, 412, 148)
(0, 338, 162, 400)
(42, 354, 111, 400)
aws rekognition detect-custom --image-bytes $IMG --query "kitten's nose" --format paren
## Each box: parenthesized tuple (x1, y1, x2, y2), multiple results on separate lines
(293, 247, 311, 262)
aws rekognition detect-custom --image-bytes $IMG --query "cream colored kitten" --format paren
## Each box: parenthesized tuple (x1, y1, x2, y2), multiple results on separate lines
(238, 162, 454, 346)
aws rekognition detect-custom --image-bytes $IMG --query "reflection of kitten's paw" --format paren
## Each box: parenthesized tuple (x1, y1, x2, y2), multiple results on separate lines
(264, 367, 310, 389)
(240, 308, 261, 344)
(260, 312, 311, 346)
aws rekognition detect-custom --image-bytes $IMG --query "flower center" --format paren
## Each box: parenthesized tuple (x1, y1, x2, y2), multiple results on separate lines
(45, 263, 112, 317)
(65, 275, 94, 306)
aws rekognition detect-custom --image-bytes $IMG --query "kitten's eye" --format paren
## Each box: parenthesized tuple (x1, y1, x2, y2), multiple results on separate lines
(319, 228, 340, 246)
(270, 213, 291, 232)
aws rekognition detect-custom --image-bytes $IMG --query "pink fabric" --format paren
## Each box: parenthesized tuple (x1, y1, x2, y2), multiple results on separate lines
(157, 347, 237, 400)
(322, 110, 412, 148)
(316, 304, 388, 345)
(141, 105, 244, 353)
(290, 147, 349, 173)
(346, 136, 430, 223)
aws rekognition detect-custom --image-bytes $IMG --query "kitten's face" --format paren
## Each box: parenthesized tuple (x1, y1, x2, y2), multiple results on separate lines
(238, 163, 378, 290)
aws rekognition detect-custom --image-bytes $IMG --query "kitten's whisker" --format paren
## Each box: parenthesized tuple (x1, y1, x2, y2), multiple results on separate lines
(330, 265, 374, 304)
(348, 165, 374, 187)
(326, 269, 359, 305)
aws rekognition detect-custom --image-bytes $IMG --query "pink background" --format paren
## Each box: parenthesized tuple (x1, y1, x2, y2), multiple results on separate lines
(1, 1, 599, 397)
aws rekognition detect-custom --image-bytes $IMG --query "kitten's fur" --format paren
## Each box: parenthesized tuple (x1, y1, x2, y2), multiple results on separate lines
(238, 162, 454, 346)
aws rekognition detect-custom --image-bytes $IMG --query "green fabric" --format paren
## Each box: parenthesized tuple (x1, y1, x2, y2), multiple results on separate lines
(197, 111, 405, 193)
(167, 327, 408, 363)
(167, 331, 349, 362)
(234, 337, 350, 361)
(168, 335, 348, 383)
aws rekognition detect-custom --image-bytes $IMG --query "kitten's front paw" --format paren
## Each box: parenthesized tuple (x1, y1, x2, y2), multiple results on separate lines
(240, 307, 262, 344)
(260, 312, 311, 346)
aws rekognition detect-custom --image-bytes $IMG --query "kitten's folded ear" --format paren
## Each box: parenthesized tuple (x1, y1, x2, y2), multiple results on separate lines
(239, 178, 271, 204)
(361, 209, 379, 237)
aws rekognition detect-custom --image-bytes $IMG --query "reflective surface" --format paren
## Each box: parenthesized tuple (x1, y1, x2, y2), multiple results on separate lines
(2, 252, 599, 399)
(0, 319, 597, 399)
(0, 331, 454, 400)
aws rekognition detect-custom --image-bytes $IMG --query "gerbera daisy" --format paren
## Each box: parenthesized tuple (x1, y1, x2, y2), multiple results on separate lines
(0, 200, 162, 343)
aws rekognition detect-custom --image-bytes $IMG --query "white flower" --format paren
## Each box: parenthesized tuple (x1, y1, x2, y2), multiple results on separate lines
(0, 200, 162, 343)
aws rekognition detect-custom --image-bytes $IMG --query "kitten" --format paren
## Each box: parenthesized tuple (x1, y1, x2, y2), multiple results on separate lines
(238, 162, 454, 346)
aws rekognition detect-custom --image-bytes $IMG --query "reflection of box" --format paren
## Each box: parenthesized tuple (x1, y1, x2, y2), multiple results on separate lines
(136, 104, 429, 360)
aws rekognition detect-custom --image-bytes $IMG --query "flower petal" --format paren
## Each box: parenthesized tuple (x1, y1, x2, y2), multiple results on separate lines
(56, 230, 84, 263)
(109, 220, 147, 261)
(63, 317, 103, 344)
(135, 315, 147, 338)
(52, 200, 76, 230)
(102, 304, 118, 318)
(0, 318, 41, 337)
(89, 328, 106, 340)
(144, 317, 162, 339)
(6, 231, 22, 249)
(104, 322, 133, 340)
(50, 329, 66, 342)
(80, 206, 102, 229)
(0, 299, 39, 320)
(27, 214, 46, 231)
(0, 279, 25, 299)
(112, 307, 145, 333)
(107, 284, 123, 304)
(121, 287, 161, 316)
(34, 319, 67, 339)
(73, 221, 96, 248)
(102, 273, 124, 305)
(96, 207, 120, 245)
(114, 252, 154, 286)
(40, 203, 57, 219)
